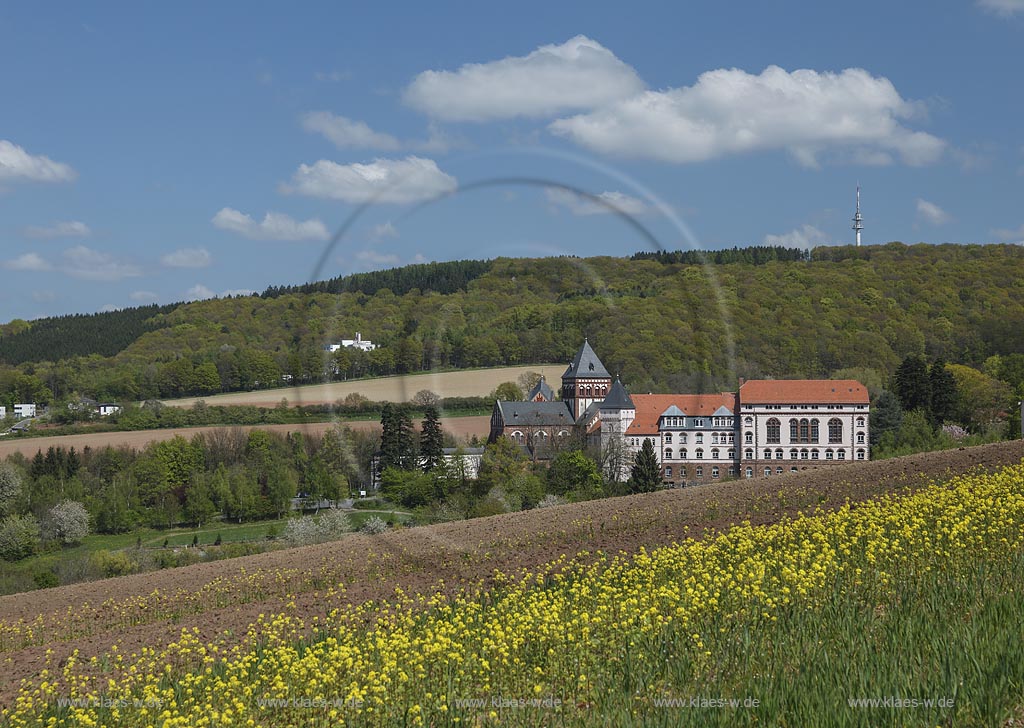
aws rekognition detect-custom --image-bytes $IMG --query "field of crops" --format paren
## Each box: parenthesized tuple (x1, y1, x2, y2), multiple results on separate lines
(2, 452, 1022, 726)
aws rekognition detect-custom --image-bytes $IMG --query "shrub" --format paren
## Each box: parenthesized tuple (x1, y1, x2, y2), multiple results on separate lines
(0, 514, 41, 561)
(47, 500, 89, 545)
(537, 494, 567, 508)
(0, 463, 23, 517)
(90, 549, 137, 577)
(283, 509, 354, 545)
(361, 515, 388, 535)
(32, 570, 58, 589)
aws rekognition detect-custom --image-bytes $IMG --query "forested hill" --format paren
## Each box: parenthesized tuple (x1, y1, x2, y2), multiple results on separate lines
(0, 304, 179, 365)
(2, 242, 1024, 405)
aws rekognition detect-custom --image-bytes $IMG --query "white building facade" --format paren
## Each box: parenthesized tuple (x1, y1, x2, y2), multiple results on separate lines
(737, 380, 870, 479)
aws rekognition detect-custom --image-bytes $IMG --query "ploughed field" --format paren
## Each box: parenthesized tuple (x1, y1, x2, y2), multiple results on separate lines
(0, 416, 490, 460)
(156, 364, 566, 408)
(2, 440, 1022, 725)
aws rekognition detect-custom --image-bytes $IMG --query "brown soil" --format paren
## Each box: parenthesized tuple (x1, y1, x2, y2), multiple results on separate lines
(0, 440, 1021, 705)
(0, 416, 490, 460)
(158, 365, 565, 408)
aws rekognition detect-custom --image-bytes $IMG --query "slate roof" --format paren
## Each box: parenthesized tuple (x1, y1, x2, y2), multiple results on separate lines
(600, 377, 635, 410)
(526, 375, 554, 402)
(495, 400, 574, 427)
(562, 339, 611, 380)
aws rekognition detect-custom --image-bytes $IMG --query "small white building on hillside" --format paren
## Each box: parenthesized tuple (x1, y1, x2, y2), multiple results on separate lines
(13, 403, 37, 419)
(325, 332, 376, 353)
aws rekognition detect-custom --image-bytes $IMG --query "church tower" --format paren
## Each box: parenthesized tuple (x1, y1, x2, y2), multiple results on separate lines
(561, 339, 613, 420)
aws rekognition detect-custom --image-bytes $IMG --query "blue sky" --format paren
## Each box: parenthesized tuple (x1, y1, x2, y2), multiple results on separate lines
(1, 0, 1022, 319)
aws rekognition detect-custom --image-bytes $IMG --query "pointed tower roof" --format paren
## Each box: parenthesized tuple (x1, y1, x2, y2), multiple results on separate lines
(526, 375, 554, 402)
(562, 338, 610, 380)
(600, 376, 634, 409)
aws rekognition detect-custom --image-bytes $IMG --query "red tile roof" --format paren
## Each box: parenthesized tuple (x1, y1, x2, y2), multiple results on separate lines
(739, 379, 869, 404)
(627, 393, 738, 436)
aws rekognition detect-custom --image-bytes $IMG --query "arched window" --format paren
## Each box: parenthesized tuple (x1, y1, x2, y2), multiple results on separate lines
(728, 449, 735, 459)
(790, 448, 798, 460)
(857, 449, 865, 460)
(837, 450, 846, 460)
(745, 467, 753, 478)
(799, 419, 810, 442)
(557, 430, 570, 438)
(711, 433, 719, 444)
(790, 466, 798, 472)
(536, 430, 547, 440)
(664, 433, 673, 444)
(680, 433, 687, 444)
(696, 448, 704, 459)
(744, 432, 753, 444)
(811, 450, 819, 460)
(664, 449, 673, 460)
(744, 448, 754, 460)
(695, 434, 704, 444)
(856, 417, 865, 427)
(764, 449, 772, 460)
(764, 467, 772, 477)
(828, 418, 843, 443)
(664, 466, 672, 478)
(776, 467, 783, 475)
(825, 449, 834, 460)
(712, 466, 720, 478)
(766, 418, 781, 443)
(680, 448, 687, 459)
(695, 466, 703, 477)
(857, 432, 865, 444)
(790, 419, 799, 440)
(800, 448, 809, 460)
(512, 430, 524, 444)
(744, 416, 753, 426)
(810, 419, 819, 442)
(711, 448, 720, 459)
(775, 448, 783, 460)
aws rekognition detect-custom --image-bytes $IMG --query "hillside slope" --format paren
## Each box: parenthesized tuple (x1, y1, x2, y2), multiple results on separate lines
(2, 243, 1024, 403)
(1, 439, 1021, 705)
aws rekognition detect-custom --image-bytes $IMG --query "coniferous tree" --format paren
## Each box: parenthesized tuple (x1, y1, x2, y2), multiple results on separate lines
(630, 439, 661, 494)
(928, 358, 957, 427)
(379, 404, 416, 473)
(894, 355, 931, 413)
(419, 406, 444, 472)
(870, 390, 904, 446)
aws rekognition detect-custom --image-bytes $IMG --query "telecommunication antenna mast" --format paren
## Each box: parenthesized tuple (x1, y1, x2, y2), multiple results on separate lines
(852, 184, 864, 247)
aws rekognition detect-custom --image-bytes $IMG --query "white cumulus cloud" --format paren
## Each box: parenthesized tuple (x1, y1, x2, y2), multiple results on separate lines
(302, 112, 401, 150)
(24, 220, 91, 239)
(130, 290, 159, 302)
(992, 223, 1024, 243)
(283, 156, 457, 204)
(916, 199, 952, 225)
(160, 247, 212, 268)
(764, 224, 830, 250)
(62, 246, 142, 281)
(0, 140, 77, 183)
(212, 208, 330, 241)
(550, 66, 945, 167)
(403, 35, 645, 121)
(371, 221, 399, 239)
(546, 188, 650, 216)
(977, 0, 1024, 14)
(3, 252, 52, 272)
(185, 284, 215, 301)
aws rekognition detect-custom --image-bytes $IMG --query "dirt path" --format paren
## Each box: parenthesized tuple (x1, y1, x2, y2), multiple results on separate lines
(0, 440, 1021, 705)
(0, 415, 490, 459)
